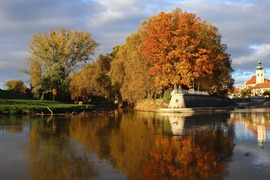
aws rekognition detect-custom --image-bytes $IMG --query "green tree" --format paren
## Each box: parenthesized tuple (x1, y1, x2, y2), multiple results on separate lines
(6, 80, 27, 95)
(241, 88, 251, 98)
(26, 28, 98, 100)
(263, 90, 270, 97)
(42, 63, 70, 100)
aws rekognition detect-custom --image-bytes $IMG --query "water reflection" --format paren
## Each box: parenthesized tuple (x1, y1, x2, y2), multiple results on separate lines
(159, 113, 187, 136)
(227, 109, 270, 179)
(28, 116, 96, 180)
(149, 112, 234, 179)
(1, 110, 270, 179)
(230, 109, 270, 149)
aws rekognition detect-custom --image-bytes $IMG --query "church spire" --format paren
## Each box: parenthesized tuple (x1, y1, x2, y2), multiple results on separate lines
(256, 60, 263, 70)
(256, 60, 264, 84)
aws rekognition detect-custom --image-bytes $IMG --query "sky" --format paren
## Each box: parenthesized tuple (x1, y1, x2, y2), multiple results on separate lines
(1, 0, 270, 89)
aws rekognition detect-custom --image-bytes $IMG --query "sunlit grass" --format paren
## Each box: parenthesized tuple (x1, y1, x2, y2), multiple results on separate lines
(0, 99, 94, 115)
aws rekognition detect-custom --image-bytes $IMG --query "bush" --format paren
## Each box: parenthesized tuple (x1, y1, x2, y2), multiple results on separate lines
(162, 90, 171, 104)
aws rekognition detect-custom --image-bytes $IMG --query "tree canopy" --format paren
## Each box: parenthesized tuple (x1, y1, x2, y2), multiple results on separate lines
(69, 53, 116, 102)
(20, 8, 234, 103)
(26, 28, 98, 100)
(109, 27, 158, 103)
(6, 80, 27, 95)
(142, 8, 233, 93)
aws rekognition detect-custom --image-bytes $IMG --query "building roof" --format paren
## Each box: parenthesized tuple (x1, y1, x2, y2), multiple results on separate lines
(245, 75, 256, 85)
(233, 87, 241, 93)
(253, 82, 270, 89)
(256, 60, 264, 70)
(244, 75, 270, 86)
(265, 79, 270, 83)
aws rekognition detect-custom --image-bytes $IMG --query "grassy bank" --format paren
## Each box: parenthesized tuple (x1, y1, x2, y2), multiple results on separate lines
(135, 99, 168, 111)
(0, 99, 94, 115)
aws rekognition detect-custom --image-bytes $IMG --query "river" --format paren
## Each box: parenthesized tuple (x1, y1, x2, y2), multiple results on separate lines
(0, 109, 270, 179)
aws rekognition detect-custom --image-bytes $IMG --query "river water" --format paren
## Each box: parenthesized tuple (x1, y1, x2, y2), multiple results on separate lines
(0, 109, 270, 180)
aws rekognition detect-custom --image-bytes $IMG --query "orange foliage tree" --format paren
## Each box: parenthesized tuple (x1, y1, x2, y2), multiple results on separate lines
(142, 8, 233, 93)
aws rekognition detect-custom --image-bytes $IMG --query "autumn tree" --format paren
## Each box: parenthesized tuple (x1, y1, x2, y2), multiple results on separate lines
(69, 64, 95, 102)
(93, 54, 117, 99)
(26, 28, 98, 100)
(6, 80, 27, 95)
(69, 53, 117, 102)
(109, 27, 158, 103)
(109, 46, 125, 101)
(142, 8, 233, 93)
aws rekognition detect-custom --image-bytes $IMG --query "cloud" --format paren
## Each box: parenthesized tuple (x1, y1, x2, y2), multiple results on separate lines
(1, 0, 270, 89)
(234, 44, 270, 65)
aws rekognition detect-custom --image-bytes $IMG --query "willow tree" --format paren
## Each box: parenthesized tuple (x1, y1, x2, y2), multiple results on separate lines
(142, 8, 233, 93)
(26, 28, 98, 100)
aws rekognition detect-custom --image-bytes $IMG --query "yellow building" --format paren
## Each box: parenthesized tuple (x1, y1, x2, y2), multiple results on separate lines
(243, 60, 270, 97)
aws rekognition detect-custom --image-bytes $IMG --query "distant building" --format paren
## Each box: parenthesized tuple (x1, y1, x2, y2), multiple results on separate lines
(243, 60, 270, 97)
(230, 87, 241, 98)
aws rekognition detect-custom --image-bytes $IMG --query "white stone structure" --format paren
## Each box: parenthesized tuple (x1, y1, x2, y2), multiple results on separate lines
(168, 93, 185, 108)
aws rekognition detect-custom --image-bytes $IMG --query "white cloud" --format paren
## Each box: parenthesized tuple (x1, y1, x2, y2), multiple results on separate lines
(97, 0, 138, 9)
(1, 0, 270, 88)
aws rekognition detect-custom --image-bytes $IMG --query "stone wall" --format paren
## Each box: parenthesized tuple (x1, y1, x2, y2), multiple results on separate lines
(169, 94, 231, 108)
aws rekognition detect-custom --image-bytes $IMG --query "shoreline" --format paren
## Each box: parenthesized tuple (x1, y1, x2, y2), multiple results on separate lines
(136, 100, 270, 114)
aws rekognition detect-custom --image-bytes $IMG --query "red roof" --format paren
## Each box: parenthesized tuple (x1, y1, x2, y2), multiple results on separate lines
(245, 76, 256, 85)
(265, 79, 270, 83)
(233, 87, 241, 93)
(245, 76, 270, 85)
(253, 82, 270, 89)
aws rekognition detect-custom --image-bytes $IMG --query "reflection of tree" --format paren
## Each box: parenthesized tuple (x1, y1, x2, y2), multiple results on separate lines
(69, 112, 162, 179)
(5, 126, 23, 133)
(109, 112, 157, 179)
(69, 111, 159, 179)
(28, 117, 96, 180)
(69, 113, 119, 158)
(0, 116, 27, 134)
(67, 111, 234, 179)
(142, 126, 234, 179)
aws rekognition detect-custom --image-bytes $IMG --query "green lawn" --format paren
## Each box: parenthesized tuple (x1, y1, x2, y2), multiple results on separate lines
(0, 99, 94, 115)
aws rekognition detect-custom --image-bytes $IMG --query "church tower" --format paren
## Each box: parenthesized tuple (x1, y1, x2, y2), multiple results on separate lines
(256, 60, 264, 84)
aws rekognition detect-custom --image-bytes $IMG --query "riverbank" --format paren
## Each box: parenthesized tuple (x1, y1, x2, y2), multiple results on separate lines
(2, 97, 270, 115)
(0, 99, 94, 115)
(135, 98, 270, 113)
(134, 99, 168, 112)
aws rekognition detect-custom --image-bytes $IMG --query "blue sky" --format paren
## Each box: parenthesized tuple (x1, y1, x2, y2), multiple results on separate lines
(1, 0, 270, 89)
